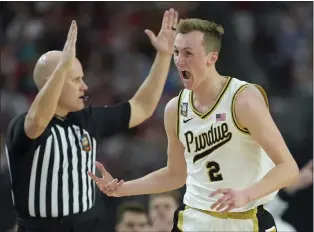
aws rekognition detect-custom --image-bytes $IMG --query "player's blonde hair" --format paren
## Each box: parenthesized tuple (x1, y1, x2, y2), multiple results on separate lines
(176, 18, 224, 54)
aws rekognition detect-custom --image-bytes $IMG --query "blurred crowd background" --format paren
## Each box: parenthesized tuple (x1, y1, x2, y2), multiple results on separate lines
(0, 1, 313, 232)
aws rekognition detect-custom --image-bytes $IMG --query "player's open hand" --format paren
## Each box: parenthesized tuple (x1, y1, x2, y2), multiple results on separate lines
(209, 188, 250, 212)
(88, 161, 124, 197)
(60, 20, 77, 70)
(145, 8, 178, 55)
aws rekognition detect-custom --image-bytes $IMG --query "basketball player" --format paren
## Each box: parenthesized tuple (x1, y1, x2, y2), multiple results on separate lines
(88, 18, 299, 231)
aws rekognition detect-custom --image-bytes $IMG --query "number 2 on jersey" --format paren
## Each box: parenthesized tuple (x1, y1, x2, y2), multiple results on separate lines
(206, 161, 223, 182)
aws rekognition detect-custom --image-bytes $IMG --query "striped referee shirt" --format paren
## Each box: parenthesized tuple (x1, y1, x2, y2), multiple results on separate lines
(5, 102, 130, 219)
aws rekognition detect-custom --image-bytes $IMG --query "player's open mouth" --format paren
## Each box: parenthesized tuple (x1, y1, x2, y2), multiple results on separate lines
(181, 71, 191, 80)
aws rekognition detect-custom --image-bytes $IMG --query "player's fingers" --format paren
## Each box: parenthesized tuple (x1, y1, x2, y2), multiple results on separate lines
(109, 179, 124, 193)
(167, 8, 174, 29)
(144, 29, 157, 43)
(117, 179, 124, 187)
(105, 178, 119, 189)
(216, 199, 232, 212)
(209, 188, 230, 197)
(161, 10, 169, 29)
(87, 171, 100, 182)
(95, 161, 108, 177)
(210, 194, 229, 210)
(98, 183, 108, 193)
(222, 203, 235, 213)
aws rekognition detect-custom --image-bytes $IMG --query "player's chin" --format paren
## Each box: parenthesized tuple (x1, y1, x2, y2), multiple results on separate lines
(183, 81, 194, 90)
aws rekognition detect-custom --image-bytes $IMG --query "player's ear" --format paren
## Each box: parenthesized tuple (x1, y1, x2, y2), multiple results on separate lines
(207, 52, 218, 65)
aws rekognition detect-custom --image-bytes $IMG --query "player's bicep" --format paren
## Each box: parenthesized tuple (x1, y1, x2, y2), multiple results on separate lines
(164, 97, 187, 178)
(235, 86, 294, 164)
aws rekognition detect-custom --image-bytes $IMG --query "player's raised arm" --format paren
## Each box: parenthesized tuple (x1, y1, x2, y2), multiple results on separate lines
(25, 21, 77, 139)
(88, 96, 187, 197)
(128, 9, 178, 128)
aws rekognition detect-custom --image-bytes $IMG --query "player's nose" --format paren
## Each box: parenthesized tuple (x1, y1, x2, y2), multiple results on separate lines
(176, 56, 187, 68)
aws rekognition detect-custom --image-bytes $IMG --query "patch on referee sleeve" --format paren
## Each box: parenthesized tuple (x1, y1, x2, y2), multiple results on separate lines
(80, 134, 91, 152)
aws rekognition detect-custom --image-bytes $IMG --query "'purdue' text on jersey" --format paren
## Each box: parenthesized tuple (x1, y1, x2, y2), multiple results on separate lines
(177, 77, 278, 212)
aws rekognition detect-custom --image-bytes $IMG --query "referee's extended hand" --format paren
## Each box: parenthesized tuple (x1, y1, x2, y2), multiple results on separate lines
(59, 20, 77, 70)
(88, 161, 124, 197)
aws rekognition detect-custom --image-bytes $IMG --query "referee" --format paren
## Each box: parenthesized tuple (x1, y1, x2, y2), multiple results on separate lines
(6, 10, 177, 232)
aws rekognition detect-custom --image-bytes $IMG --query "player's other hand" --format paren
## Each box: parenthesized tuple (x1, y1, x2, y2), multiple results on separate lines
(59, 20, 77, 70)
(145, 8, 178, 55)
(88, 161, 124, 197)
(209, 188, 250, 213)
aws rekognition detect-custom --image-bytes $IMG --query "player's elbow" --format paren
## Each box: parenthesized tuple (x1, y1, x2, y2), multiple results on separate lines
(174, 175, 186, 189)
(168, 168, 187, 188)
(285, 161, 300, 187)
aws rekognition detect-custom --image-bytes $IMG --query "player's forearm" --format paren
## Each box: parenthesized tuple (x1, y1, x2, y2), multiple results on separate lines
(244, 161, 299, 203)
(27, 64, 68, 125)
(121, 167, 185, 196)
(131, 52, 172, 116)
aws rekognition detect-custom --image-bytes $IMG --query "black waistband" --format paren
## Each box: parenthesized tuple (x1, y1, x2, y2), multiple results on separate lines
(17, 207, 97, 228)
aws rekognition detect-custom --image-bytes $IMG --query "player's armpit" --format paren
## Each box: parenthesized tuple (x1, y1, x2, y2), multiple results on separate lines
(164, 96, 187, 184)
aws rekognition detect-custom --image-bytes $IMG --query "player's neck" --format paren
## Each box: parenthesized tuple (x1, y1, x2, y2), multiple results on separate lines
(193, 71, 227, 107)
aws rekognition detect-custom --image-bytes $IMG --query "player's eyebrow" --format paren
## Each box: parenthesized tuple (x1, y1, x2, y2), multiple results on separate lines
(174, 45, 193, 50)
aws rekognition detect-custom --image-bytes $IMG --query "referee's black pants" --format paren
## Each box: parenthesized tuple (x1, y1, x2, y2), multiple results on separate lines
(17, 202, 106, 232)
(17, 217, 103, 232)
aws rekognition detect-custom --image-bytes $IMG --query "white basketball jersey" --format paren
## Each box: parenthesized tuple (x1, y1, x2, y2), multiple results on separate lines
(177, 77, 277, 212)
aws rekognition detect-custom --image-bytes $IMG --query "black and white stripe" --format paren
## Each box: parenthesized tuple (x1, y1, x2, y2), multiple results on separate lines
(5, 145, 15, 206)
(27, 124, 96, 218)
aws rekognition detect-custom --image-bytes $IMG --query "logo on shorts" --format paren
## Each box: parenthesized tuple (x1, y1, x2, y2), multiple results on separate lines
(80, 134, 91, 152)
(181, 102, 188, 117)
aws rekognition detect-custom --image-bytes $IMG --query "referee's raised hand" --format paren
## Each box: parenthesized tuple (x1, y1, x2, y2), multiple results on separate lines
(88, 161, 125, 197)
(59, 20, 77, 70)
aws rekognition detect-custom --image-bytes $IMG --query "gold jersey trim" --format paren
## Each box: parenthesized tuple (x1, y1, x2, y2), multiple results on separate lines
(176, 89, 185, 139)
(186, 205, 259, 231)
(177, 205, 187, 231)
(231, 84, 269, 135)
(189, 77, 232, 120)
